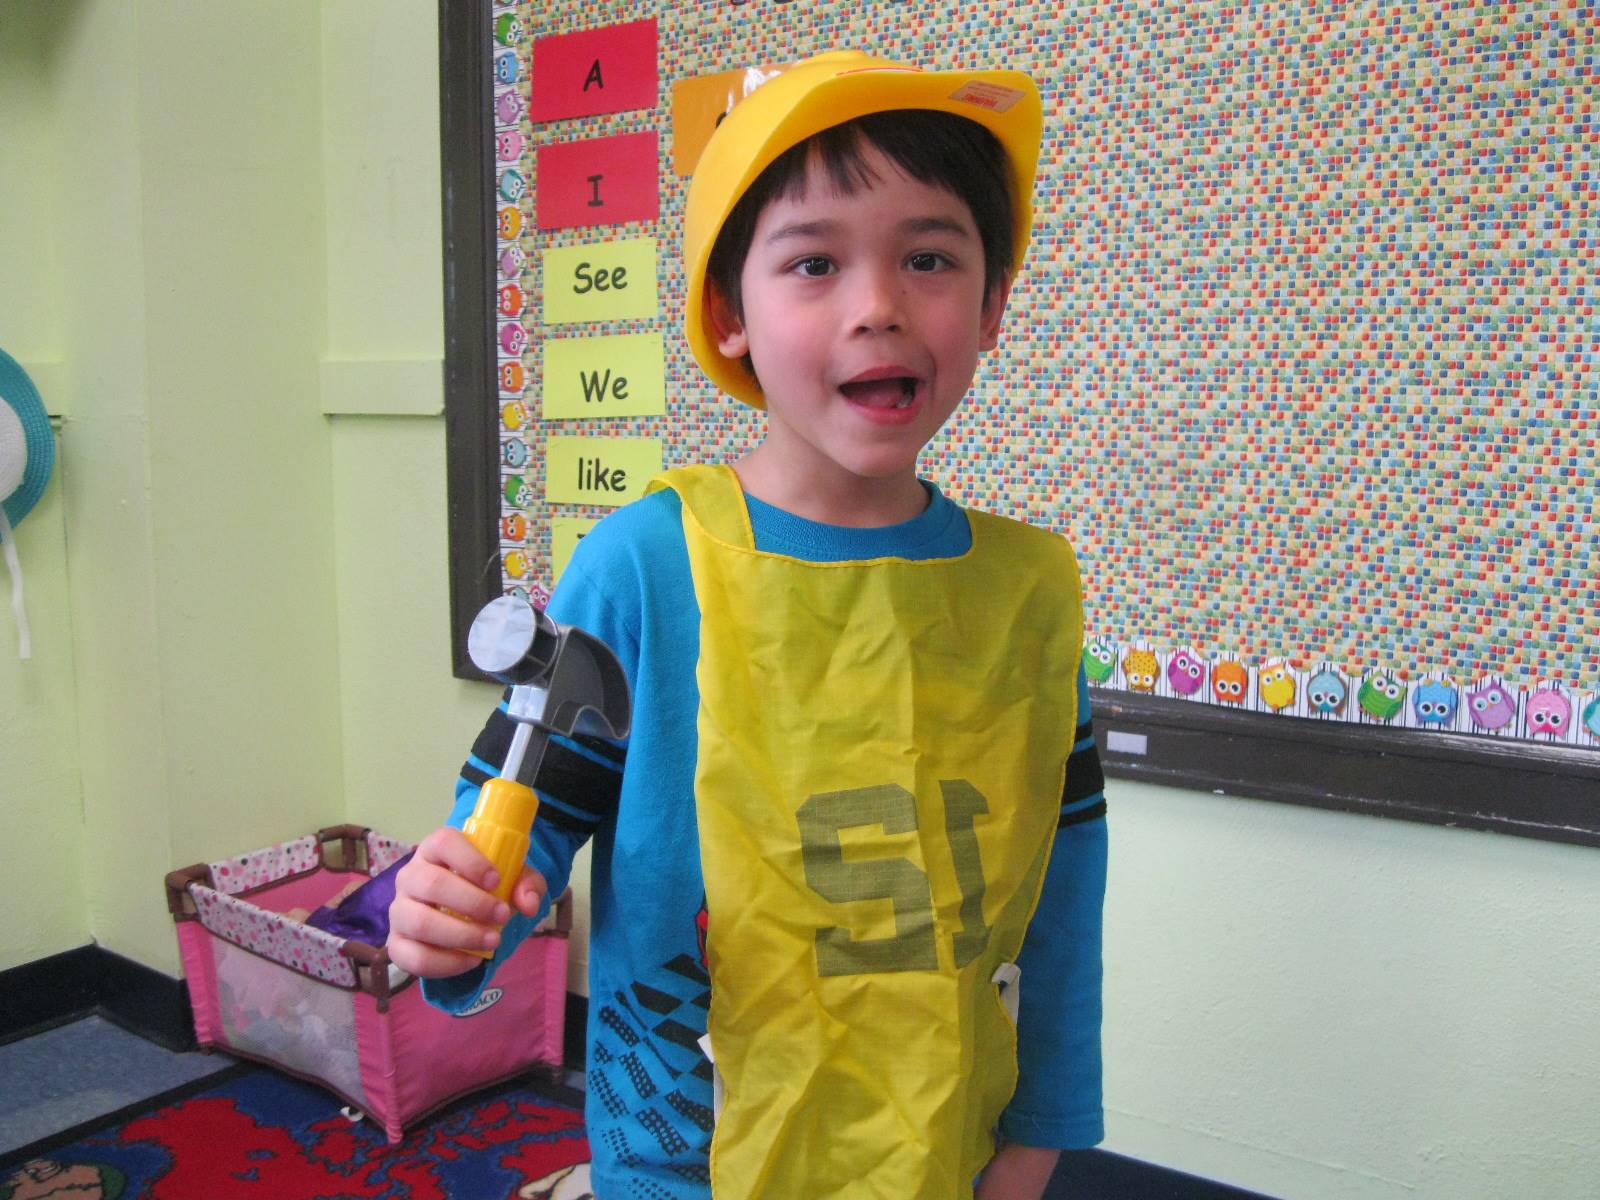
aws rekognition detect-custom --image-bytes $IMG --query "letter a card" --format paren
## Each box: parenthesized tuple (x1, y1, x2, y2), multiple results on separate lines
(530, 18, 658, 123)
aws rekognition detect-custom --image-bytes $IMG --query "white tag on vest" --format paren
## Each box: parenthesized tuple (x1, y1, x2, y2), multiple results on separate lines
(697, 1032, 726, 1121)
(992, 962, 1022, 1024)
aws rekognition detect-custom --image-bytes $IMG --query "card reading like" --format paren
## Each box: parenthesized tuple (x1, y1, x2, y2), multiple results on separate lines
(543, 333, 665, 419)
(545, 436, 662, 508)
(530, 19, 658, 122)
(542, 238, 657, 325)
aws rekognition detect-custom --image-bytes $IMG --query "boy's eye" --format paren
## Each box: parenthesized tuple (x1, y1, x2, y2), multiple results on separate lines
(791, 256, 834, 278)
(907, 252, 947, 272)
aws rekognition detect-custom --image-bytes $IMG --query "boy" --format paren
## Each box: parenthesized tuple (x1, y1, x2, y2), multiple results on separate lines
(390, 51, 1107, 1199)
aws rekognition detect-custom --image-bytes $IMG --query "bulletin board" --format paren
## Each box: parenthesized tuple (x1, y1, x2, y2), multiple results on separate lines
(443, 1, 1600, 845)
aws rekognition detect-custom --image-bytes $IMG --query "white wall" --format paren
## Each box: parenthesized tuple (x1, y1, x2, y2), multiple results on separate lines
(1103, 781, 1600, 1198)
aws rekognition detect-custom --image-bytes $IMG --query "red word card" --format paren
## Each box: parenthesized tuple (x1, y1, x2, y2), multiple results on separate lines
(530, 18, 658, 123)
(536, 131, 659, 231)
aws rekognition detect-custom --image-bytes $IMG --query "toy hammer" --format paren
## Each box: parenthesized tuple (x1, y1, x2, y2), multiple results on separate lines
(458, 594, 632, 956)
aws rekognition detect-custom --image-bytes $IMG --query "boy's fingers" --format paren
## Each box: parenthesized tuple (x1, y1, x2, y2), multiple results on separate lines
(415, 826, 496, 887)
(387, 827, 538, 973)
(398, 857, 509, 926)
(512, 867, 549, 917)
(389, 893, 502, 954)
(387, 930, 491, 979)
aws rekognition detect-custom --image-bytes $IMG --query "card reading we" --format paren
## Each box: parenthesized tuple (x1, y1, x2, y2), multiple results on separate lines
(530, 19, 658, 123)
(537, 131, 660, 231)
(545, 436, 662, 507)
(543, 333, 665, 419)
(542, 238, 657, 325)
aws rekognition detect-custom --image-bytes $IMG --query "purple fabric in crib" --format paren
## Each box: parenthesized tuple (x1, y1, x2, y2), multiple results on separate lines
(305, 851, 415, 945)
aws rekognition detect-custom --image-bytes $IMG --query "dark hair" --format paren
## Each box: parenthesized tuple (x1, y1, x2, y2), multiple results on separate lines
(705, 109, 1015, 382)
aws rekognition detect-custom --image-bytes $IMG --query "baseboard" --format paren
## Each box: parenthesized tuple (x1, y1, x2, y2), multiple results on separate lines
(94, 948, 199, 1052)
(0, 945, 102, 1043)
(0, 944, 197, 1051)
(1047, 1147, 1275, 1199)
(4, 946, 594, 1069)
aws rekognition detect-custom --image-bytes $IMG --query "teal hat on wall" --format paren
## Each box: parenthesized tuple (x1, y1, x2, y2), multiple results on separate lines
(0, 346, 54, 660)
(0, 347, 55, 529)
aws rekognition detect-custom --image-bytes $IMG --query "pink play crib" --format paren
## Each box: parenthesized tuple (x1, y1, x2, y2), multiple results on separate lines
(165, 824, 570, 1144)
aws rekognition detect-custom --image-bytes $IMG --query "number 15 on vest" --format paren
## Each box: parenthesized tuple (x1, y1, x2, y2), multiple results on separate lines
(799, 780, 1002, 977)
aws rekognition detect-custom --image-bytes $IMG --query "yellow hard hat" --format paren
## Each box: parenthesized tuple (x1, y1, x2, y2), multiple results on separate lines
(682, 51, 1043, 408)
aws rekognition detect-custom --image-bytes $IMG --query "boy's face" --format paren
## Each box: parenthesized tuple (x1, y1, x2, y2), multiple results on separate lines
(710, 143, 1009, 497)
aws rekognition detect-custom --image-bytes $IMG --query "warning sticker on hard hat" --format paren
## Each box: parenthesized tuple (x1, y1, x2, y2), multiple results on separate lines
(949, 81, 1025, 112)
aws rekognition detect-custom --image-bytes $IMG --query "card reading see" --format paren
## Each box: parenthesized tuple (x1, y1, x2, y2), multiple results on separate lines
(542, 238, 658, 325)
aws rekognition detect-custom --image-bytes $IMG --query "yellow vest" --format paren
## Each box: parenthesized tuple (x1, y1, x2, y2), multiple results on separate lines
(651, 465, 1082, 1199)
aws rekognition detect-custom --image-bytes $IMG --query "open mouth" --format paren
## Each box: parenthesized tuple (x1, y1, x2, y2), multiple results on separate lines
(838, 376, 919, 409)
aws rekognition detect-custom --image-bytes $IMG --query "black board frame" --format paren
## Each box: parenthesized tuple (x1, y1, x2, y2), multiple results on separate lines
(441, 0, 502, 682)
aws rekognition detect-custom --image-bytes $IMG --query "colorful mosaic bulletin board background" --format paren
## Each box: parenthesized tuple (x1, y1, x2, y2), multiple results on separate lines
(486, 0, 1597, 751)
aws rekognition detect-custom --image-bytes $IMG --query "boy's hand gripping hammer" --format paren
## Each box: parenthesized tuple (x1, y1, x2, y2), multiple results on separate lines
(459, 594, 632, 956)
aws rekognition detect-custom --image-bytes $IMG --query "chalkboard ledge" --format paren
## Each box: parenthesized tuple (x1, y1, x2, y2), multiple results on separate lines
(1093, 690, 1600, 849)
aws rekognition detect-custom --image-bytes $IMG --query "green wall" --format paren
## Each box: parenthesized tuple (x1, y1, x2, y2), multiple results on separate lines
(0, 0, 509, 974)
(1, 2, 1595, 1196)
(1, 0, 90, 968)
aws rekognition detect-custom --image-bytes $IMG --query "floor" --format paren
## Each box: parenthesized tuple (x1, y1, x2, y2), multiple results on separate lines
(1, 1017, 1268, 1199)
(0, 1012, 590, 1166)
(0, 1015, 235, 1157)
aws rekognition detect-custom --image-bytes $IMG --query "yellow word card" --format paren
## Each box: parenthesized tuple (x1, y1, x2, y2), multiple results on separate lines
(542, 333, 665, 419)
(542, 238, 658, 325)
(545, 436, 661, 507)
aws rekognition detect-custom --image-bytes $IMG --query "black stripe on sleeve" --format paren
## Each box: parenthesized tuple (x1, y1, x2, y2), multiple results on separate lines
(453, 764, 600, 835)
(1059, 799, 1107, 828)
(1061, 743, 1107, 808)
(471, 698, 628, 776)
(533, 739, 623, 824)
(533, 800, 600, 834)
(460, 691, 623, 829)
(569, 730, 627, 766)
(467, 693, 517, 776)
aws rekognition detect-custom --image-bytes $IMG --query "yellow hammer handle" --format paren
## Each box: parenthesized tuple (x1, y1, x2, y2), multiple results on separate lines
(454, 776, 540, 960)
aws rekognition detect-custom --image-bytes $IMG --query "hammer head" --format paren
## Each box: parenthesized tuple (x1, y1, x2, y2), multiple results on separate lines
(468, 595, 632, 741)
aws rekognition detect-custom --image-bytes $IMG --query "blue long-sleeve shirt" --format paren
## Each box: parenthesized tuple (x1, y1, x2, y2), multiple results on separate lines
(425, 482, 1106, 1197)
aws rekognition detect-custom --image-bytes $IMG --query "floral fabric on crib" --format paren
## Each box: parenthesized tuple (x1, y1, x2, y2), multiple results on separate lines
(191, 884, 359, 988)
(208, 835, 320, 895)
